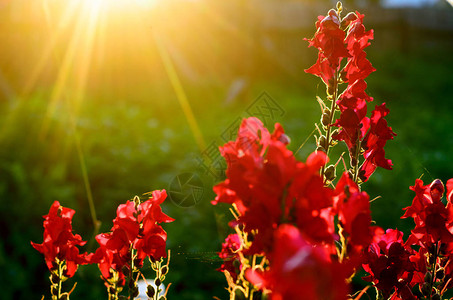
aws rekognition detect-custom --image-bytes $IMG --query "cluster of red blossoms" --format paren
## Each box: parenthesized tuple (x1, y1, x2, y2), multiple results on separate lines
(93, 190, 173, 287)
(212, 117, 376, 299)
(363, 178, 453, 299)
(31, 201, 91, 279)
(213, 118, 453, 300)
(31, 190, 173, 299)
(213, 4, 453, 300)
(305, 3, 395, 182)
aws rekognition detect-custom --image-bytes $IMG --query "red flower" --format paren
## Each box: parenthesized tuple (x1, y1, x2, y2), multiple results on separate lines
(362, 229, 416, 300)
(342, 12, 375, 84)
(359, 103, 396, 181)
(289, 151, 335, 246)
(402, 179, 453, 247)
(218, 234, 242, 282)
(31, 201, 90, 278)
(305, 8, 394, 183)
(135, 190, 174, 261)
(213, 118, 300, 253)
(213, 118, 334, 254)
(92, 229, 130, 285)
(305, 9, 349, 86)
(92, 190, 174, 282)
(247, 224, 352, 300)
(333, 173, 373, 249)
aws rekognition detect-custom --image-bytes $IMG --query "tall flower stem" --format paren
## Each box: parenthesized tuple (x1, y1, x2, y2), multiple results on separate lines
(50, 260, 67, 300)
(128, 248, 139, 300)
(321, 73, 339, 184)
(428, 243, 439, 300)
(352, 138, 362, 185)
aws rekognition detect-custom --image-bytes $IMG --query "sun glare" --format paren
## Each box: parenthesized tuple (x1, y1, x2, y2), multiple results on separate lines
(6, 0, 237, 148)
(30, 0, 164, 137)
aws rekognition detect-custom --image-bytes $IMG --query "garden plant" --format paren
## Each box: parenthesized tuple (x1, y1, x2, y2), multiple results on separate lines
(31, 2, 453, 300)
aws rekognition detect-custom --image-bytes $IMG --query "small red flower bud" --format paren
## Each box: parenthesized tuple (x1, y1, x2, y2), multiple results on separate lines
(429, 179, 445, 203)
(342, 12, 357, 27)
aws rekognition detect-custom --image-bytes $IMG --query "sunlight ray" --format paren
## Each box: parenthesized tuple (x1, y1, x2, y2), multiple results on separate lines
(71, 0, 102, 116)
(39, 4, 88, 139)
(153, 31, 206, 151)
(0, 1, 81, 142)
(21, 0, 80, 97)
(68, 0, 103, 234)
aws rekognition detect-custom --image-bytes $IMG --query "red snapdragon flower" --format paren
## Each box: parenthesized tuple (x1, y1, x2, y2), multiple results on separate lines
(402, 179, 453, 248)
(362, 229, 417, 300)
(213, 118, 334, 254)
(306, 8, 394, 182)
(92, 190, 174, 282)
(247, 224, 352, 300)
(305, 9, 349, 86)
(333, 172, 374, 250)
(359, 103, 396, 181)
(212, 117, 298, 253)
(218, 233, 242, 282)
(342, 12, 375, 84)
(31, 201, 90, 278)
(289, 151, 335, 246)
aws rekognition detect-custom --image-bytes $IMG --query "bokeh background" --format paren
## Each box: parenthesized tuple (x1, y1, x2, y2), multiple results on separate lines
(1, 0, 453, 298)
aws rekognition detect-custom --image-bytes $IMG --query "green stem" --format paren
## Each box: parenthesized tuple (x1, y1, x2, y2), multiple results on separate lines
(429, 243, 439, 300)
(247, 255, 257, 300)
(352, 138, 362, 185)
(58, 266, 62, 300)
(154, 260, 161, 300)
(338, 223, 347, 263)
(321, 74, 339, 184)
(129, 249, 136, 300)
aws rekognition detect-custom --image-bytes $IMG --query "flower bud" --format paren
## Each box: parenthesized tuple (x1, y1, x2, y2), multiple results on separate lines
(430, 179, 444, 203)
(339, 69, 348, 83)
(128, 278, 137, 289)
(437, 268, 445, 280)
(327, 85, 335, 96)
(278, 133, 291, 145)
(147, 285, 156, 298)
(122, 265, 129, 277)
(425, 271, 432, 283)
(233, 287, 247, 300)
(321, 112, 331, 127)
(420, 282, 431, 296)
(131, 286, 139, 298)
(155, 278, 162, 287)
(318, 135, 327, 149)
(161, 266, 168, 275)
(325, 165, 336, 182)
(342, 12, 357, 27)
(133, 195, 141, 208)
